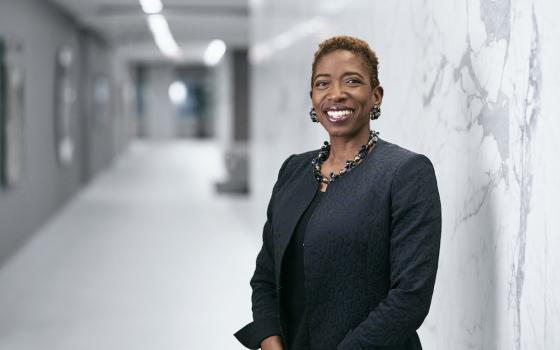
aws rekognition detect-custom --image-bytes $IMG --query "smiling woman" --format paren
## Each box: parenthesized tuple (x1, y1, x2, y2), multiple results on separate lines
(234, 36, 442, 350)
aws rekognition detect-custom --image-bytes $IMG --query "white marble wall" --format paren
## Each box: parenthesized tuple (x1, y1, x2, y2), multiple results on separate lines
(248, 0, 560, 349)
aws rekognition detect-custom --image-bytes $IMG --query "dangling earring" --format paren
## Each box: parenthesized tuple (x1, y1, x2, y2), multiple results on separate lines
(309, 108, 319, 123)
(370, 105, 381, 120)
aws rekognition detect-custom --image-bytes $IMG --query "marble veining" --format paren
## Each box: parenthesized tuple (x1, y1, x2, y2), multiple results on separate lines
(480, 0, 512, 44)
(510, 6, 541, 350)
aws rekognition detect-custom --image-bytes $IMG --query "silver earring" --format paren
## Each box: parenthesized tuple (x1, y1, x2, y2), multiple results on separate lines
(370, 105, 381, 120)
(309, 108, 319, 122)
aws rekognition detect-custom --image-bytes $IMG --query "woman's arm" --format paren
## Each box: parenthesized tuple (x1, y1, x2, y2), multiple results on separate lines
(337, 154, 442, 350)
(234, 155, 295, 349)
(260, 335, 284, 350)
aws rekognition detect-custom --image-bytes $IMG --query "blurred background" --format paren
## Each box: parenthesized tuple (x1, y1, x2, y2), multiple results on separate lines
(0, 0, 559, 349)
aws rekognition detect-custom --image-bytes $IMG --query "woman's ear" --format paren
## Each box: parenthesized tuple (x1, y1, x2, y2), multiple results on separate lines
(372, 85, 384, 105)
(309, 90, 313, 99)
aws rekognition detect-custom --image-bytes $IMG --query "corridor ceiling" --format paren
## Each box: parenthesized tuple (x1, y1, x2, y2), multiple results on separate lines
(49, 0, 249, 62)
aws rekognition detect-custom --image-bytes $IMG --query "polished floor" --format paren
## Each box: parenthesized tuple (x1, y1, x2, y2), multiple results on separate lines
(0, 140, 260, 350)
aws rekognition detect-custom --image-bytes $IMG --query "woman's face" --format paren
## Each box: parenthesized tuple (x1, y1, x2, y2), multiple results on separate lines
(310, 49, 383, 139)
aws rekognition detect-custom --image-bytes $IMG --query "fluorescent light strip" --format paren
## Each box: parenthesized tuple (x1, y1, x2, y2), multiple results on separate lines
(139, 0, 163, 14)
(204, 40, 227, 66)
(147, 14, 182, 59)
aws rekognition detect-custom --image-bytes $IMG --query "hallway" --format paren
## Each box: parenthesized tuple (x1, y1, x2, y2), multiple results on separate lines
(0, 141, 257, 350)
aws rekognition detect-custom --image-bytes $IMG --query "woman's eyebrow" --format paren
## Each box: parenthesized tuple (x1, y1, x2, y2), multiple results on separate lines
(314, 73, 330, 80)
(343, 71, 365, 78)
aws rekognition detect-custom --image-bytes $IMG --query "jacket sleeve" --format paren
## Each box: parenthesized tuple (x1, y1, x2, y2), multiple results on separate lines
(337, 154, 442, 350)
(234, 155, 295, 349)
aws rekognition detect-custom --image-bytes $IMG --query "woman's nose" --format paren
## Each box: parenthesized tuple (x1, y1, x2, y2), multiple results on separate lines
(328, 82, 347, 100)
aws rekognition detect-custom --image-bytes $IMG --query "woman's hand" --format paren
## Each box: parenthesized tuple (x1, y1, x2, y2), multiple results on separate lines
(260, 335, 284, 350)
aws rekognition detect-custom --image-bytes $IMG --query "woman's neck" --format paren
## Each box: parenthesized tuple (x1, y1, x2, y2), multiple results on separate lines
(326, 128, 371, 166)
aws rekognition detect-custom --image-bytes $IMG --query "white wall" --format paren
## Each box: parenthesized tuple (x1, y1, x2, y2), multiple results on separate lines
(143, 66, 177, 139)
(249, 0, 560, 349)
(213, 53, 234, 150)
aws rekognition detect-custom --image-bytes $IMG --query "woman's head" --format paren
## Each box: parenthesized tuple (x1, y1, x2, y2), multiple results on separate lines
(311, 36, 380, 90)
(310, 36, 383, 139)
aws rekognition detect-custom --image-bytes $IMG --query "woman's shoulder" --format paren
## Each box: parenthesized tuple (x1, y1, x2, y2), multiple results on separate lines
(376, 137, 416, 157)
(290, 149, 319, 164)
(271, 150, 317, 190)
(374, 138, 434, 169)
(277, 149, 318, 177)
(373, 138, 437, 187)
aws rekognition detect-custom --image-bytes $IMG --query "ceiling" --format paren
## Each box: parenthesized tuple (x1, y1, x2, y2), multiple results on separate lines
(48, 0, 249, 63)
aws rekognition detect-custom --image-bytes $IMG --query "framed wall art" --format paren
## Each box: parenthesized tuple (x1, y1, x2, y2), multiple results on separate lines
(0, 38, 25, 188)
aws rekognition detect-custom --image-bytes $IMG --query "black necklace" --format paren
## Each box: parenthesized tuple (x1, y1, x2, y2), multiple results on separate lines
(312, 130, 379, 184)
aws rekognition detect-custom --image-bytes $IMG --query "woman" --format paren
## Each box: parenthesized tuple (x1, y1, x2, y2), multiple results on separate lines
(234, 36, 441, 350)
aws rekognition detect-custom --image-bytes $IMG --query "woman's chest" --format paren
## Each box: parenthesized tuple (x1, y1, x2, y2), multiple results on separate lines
(271, 175, 392, 267)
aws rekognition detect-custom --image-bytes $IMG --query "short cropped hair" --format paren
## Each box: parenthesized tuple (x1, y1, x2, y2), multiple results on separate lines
(311, 35, 380, 89)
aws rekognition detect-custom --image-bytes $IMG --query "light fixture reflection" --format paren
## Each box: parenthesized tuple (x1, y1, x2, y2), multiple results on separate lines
(203, 39, 227, 66)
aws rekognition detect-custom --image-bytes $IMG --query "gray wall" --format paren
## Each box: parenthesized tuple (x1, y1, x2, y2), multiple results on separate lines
(0, 0, 132, 264)
(79, 33, 121, 183)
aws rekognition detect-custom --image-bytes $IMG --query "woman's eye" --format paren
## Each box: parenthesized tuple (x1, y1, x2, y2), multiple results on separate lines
(315, 81, 328, 88)
(346, 78, 362, 85)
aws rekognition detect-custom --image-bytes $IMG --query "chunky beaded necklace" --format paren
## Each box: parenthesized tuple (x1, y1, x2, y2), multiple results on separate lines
(312, 130, 379, 184)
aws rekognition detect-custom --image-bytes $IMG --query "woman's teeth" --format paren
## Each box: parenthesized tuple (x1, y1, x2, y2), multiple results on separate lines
(326, 109, 352, 120)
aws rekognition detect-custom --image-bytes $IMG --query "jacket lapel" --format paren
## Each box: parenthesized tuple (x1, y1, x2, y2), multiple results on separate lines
(272, 161, 318, 286)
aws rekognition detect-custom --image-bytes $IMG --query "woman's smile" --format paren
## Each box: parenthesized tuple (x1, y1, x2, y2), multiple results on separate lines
(324, 106, 354, 123)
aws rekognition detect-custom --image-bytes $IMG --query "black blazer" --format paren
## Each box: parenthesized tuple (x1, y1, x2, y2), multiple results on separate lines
(234, 138, 442, 350)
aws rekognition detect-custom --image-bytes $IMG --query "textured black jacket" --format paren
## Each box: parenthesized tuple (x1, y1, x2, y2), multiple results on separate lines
(234, 138, 442, 350)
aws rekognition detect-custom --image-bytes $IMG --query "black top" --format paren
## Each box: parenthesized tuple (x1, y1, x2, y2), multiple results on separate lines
(281, 190, 325, 350)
